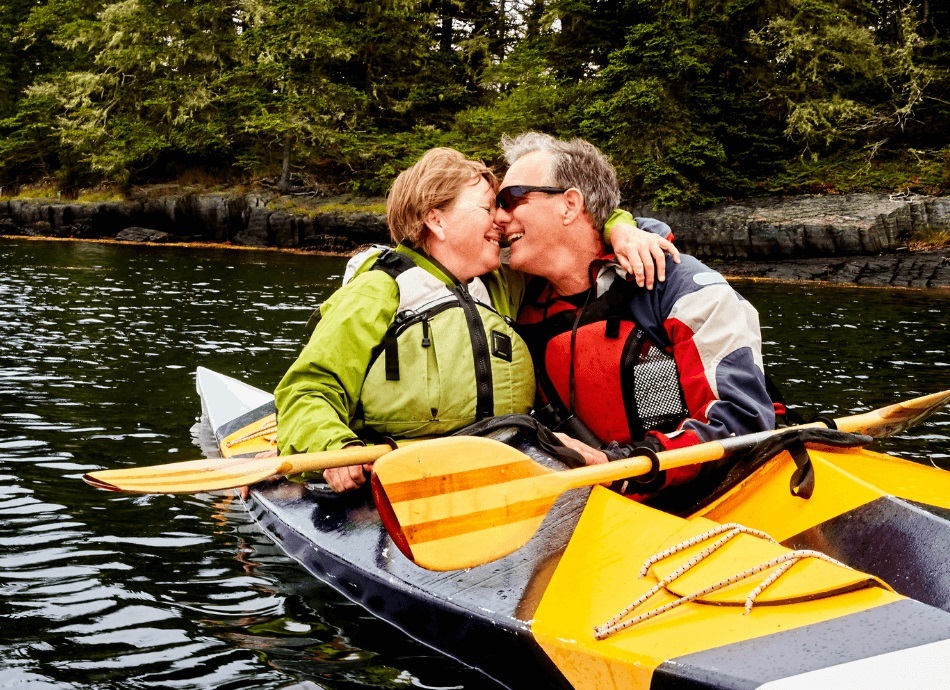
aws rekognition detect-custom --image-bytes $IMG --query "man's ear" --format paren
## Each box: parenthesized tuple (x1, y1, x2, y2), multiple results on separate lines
(424, 208, 447, 241)
(562, 188, 585, 225)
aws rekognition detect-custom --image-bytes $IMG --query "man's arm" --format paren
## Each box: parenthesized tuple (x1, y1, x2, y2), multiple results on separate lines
(644, 259, 775, 453)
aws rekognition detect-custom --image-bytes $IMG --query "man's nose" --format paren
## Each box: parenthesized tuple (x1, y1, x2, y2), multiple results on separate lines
(494, 206, 512, 226)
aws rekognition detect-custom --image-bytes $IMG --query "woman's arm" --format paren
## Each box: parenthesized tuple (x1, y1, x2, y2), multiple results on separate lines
(274, 273, 399, 489)
(604, 211, 681, 290)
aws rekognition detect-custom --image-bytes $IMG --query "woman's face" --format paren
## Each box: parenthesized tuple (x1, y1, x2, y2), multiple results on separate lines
(426, 175, 501, 282)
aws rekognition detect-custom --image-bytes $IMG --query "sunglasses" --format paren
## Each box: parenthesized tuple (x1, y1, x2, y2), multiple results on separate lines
(495, 185, 568, 210)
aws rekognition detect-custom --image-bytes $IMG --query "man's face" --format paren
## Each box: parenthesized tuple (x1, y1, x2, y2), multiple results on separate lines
(495, 151, 565, 276)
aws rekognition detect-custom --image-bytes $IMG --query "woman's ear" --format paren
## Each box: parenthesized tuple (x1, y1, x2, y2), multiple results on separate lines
(562, 188, 585, 225)
(424, 208, 446, 241)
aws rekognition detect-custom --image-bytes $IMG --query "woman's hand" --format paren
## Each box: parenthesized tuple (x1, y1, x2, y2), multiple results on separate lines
(247, 448, 372, 494)
(609, 222, 681, 290)
(324, 441, 376, 492)
(323, 462, 375, 493)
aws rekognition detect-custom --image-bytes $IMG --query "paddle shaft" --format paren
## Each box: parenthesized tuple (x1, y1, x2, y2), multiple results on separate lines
(83, 443, 394, 492)
(553, 389, 950, 492)
(84, 387, 949, 494)
(272, 444, 391, 474)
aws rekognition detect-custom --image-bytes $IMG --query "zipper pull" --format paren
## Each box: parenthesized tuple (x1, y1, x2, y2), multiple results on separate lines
(421, 316, 431, 348)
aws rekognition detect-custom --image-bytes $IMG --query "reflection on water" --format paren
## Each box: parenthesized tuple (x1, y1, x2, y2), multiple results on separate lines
(0, 239, 480, 689)
(0, 238, 947, 688)
(738, 280, 950, 464)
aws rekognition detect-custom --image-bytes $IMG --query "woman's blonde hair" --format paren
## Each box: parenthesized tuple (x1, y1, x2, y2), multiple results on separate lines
(387, 148, 497, 248)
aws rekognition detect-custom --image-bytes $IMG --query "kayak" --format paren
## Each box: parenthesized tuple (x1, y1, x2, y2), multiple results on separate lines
(195, 366, 950, 689)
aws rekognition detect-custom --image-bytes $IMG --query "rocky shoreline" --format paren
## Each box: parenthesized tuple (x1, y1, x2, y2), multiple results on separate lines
(628, 193, 950, 289)
(709, 250, 948, 288)
(0, 192, 391, 252)
(2, 191, 948, 288)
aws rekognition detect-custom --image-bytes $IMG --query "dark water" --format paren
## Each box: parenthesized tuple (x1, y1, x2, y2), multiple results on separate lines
(0, 238, 947, 689)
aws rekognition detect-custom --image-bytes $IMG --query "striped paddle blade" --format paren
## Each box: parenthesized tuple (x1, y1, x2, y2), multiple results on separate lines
(83, 455, 292, 493)
(371, 436, 571, 571)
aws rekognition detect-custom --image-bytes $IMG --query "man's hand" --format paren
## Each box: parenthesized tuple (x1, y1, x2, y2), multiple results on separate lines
(609, 222, 681, 290)
(555, 432, 609, 466)
(324, 462, 375, 493)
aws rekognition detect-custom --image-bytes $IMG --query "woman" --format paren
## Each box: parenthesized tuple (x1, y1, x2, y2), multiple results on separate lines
(274, 148, 675, 492)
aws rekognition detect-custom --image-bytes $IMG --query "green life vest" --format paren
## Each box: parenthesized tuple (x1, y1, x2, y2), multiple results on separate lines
(348, 249, 535, 438)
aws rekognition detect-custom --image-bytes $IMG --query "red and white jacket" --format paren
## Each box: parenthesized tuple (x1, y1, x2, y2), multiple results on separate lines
(516, 245, 775, 488)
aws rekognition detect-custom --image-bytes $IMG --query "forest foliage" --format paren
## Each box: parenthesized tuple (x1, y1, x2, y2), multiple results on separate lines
(1, 0, 948, 207)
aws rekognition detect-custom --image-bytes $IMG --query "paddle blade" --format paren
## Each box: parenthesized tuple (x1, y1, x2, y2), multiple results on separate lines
(83, 456, 289, 493)
(371, 436, 563, 571)
(837, 388, 950, 438)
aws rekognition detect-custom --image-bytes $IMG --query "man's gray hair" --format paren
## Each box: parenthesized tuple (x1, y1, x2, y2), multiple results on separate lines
(500, 132, 620, 228)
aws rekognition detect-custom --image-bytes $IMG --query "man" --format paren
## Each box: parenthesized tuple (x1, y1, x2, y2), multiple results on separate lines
(494, 132, 775, 496)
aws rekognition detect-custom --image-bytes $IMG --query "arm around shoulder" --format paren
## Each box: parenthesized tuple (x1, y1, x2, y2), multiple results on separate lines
(604, 211, 680, 290)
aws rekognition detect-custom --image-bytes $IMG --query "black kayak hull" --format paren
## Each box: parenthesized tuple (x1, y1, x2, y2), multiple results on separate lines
(214, 399, 586, 689)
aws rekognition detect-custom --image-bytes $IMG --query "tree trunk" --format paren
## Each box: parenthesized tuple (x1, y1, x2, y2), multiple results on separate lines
(278, 133, 293, 194)
(440, 6, 453, 53)
(497, 0, 506, 58)
(525, 0, 544, 39)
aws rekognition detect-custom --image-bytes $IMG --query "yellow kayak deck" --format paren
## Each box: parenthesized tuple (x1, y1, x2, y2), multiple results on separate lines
(534, 486, 950, 689)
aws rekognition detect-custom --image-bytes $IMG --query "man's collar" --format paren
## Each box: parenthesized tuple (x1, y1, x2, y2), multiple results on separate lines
(590, 255, 631, 298)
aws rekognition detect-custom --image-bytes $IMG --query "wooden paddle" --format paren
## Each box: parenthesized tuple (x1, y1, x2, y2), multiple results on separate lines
(83, 387, 948, 497)
(370, 388, 950, 571)
(83, 444, 394, 493)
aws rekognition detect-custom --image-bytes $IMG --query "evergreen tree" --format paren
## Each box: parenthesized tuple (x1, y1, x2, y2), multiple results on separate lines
(0, 0, 105, 185)
(752, 0, 938, 155)
(446, 0, 615, 163)
(9, 0, 242, 188)
(225, 0, 368, 191)
(581, 0, 784, 206)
